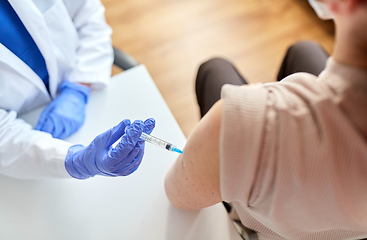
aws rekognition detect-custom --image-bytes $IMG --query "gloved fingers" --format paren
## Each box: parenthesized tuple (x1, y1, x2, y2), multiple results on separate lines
(143, 118, 155, 135)
(37, 116, 55, 136)
(107, 119, 131, 147)
(35, 119, 45, 131)
(111, 147, 144, 176)
(123, 149, 144, 176)
(92, 119, 131, 149)
(107, 120, 144, 164)
(57, 118, 73, 140)
(137, 118, 156, 145)
(58, 129, 69, 140)
(107, 148, 140, 173)
(49, 115, 64, 139)
(91, 120, 134, 175)
(35, 104, 55, 131)
(119, 158, 142, 176)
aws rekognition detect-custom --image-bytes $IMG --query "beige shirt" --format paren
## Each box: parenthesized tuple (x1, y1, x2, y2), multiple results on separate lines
(220, 58, 367, 240)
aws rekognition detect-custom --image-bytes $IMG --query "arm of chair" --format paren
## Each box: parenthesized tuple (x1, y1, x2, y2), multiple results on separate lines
(113, 47, 140, 70)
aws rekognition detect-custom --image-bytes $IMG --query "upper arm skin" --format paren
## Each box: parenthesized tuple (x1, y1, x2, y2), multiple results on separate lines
(165, 100, 223, 210)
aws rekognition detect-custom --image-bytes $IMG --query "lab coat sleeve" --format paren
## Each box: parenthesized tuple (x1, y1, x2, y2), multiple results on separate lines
(0, 109, 73, 179)
(64, 0, 113, 89)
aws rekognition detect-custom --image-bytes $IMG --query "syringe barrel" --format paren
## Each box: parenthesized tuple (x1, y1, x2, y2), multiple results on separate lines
(140, 133, 183, 154)
(140, 132, 171, 150)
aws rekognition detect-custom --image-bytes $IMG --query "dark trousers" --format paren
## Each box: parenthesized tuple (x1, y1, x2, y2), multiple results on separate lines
(195, 41, 329, 118)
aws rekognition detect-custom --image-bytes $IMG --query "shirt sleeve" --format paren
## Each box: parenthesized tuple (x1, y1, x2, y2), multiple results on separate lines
(0, 109, 73, 179)
(220, 83, 268, 204)
(63, 0, 113, 89)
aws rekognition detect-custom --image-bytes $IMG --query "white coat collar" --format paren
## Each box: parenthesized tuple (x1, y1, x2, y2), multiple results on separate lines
(0, 44, 50, 99)
(1, 0, 59, 98)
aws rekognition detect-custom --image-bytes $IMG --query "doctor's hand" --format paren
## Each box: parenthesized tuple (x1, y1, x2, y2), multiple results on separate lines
(35, 81, 90, 139)
(64, 118, 155, 179)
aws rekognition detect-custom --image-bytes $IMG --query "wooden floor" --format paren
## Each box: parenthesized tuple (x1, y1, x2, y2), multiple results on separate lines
(101, 0, 335, 137)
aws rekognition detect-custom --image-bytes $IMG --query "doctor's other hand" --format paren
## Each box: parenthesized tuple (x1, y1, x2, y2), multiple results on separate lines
(64, 118, 156, 179)
(35, 81, 91, 139)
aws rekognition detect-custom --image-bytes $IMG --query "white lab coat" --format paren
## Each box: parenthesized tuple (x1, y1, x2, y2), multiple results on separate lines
(0, 0, 113, 179)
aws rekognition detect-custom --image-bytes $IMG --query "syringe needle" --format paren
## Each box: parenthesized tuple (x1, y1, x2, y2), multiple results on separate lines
(140, 132, 183, 154)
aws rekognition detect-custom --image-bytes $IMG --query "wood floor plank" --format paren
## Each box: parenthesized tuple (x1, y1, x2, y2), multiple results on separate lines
(101, 0, 335, 137)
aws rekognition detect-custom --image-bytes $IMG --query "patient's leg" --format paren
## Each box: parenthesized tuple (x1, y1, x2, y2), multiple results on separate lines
(195, 58, 247, 118)
(277, 41, 329, 80)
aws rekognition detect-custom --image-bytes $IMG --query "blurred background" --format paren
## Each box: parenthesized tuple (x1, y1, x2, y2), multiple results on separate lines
(101, 0, 335, 138)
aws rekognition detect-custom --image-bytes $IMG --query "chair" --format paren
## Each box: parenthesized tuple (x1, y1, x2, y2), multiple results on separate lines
(113, 47, 139, 70)
(225, 202, 259, 240)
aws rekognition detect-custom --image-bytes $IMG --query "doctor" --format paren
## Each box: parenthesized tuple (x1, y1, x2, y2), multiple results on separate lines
(0, 0, 155, 179)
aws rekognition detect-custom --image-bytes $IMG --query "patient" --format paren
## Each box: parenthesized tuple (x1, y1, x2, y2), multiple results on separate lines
(165, 0, 367, 239)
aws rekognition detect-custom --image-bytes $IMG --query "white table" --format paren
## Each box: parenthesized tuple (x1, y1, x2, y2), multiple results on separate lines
(0, 65, 241, 240)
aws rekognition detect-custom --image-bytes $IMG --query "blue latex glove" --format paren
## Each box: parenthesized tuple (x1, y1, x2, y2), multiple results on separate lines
(35, 81, 90, 139)
(65, 118, 155, 179)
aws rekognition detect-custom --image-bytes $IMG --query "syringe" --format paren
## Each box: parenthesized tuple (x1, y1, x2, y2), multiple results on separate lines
(140, 132, 183, 154)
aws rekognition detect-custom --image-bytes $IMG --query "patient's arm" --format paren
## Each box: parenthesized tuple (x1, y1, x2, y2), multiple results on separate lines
(165, 100, 223, 210)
